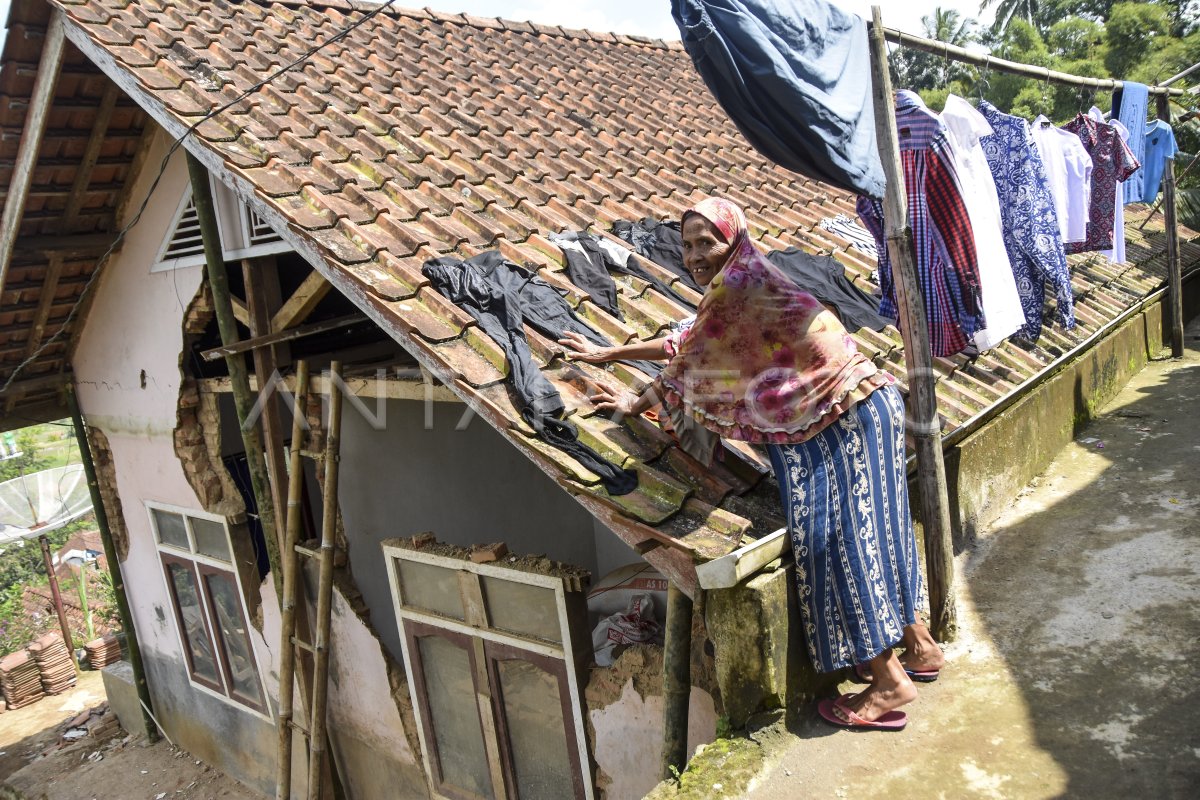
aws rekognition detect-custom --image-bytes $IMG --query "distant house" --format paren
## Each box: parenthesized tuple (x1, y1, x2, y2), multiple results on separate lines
(0, 1, 1195, 799)
(53, 528, 104, 572)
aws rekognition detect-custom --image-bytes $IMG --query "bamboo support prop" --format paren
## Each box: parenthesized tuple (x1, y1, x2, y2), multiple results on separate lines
(868, 6, 957, 640)
(1157, 94, 1185, 358)
(276, 360, 310, 800)
(37, 533, 76, 667)
(660, 582, 693, 780)
(306, 360, 343, 800)
(67, 384, 157, 740)
(184, 153, 284, 596)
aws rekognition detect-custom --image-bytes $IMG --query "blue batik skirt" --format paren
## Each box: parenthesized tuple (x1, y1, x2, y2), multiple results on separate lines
(767, 384, 926, 673)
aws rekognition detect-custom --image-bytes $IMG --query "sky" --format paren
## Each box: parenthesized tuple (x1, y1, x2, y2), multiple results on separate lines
(414, 1, 996, 42)
(0, 1, 994, 53)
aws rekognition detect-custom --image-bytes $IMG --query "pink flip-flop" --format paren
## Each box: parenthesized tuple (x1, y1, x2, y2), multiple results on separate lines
(817, 695, 907, 731)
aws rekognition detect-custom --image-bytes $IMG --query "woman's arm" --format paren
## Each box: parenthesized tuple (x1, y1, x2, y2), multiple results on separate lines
(557, 330, 669, 364)
(589, 377, 663, 418)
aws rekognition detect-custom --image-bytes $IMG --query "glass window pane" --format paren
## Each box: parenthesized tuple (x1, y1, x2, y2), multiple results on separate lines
(496, 658, 574, 799)
(396, 559, 464, 620)
(204, 571, 264, 707)
(480, 577, 560, 643)
(417, 635, 492, 798)
(167, 562, 220, 685)
(153, 509, 189, 550)
(191, 517, 231, 561)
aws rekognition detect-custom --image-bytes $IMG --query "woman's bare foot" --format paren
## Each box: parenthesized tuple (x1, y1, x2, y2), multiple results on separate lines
(839, 649, 918, 721)
(898, 623, 945, 673)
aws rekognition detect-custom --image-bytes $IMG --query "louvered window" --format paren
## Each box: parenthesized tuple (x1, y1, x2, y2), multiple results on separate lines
(246, 208, 283, 247)
(152, 195, 209, 271)
(152, 178, 290, 272)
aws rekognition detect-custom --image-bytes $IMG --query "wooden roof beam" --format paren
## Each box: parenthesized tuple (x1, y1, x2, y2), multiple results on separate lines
(15, 232, 118, 257)
(61, 83, 119, 229)
(271, 268, 331, 332)
(19, 253, 65, 362)
(0, 10, 65, 294)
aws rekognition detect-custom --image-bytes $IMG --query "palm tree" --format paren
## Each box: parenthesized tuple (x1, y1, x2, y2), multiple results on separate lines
(981, 0, 1041, 34)
(924, 8, 976, 86)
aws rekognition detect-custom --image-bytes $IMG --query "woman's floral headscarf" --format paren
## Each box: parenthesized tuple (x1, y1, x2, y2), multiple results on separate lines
(658, 199, 889, 444)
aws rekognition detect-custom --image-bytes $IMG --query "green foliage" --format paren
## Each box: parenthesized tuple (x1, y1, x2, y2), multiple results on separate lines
(0, 431, 42, 483)
(1105, 2, 1173, 77)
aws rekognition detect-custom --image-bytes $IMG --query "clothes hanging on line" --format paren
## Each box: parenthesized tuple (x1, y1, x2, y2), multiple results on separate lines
(940, 94, 1027, 350)
(817, 214, 878, 260)
(1139, 119, 1178, 203)
(1031, 115, 1094, 245)
(423, 253, 638, 495)
(671, 0, 886, 198)
(1091, 107, 1132, 264)
(977, 100, 1075, 338)
(1062, 113, 1139, 254)
(857, 91, 983, 358)
(1113, 81, 1149, 205)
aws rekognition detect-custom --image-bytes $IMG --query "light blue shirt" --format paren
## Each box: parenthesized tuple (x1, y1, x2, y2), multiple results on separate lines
(1139, 120, 1177, 203)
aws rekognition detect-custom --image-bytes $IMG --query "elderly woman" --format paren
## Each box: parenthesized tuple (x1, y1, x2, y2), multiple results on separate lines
(559, 198, 943, 730)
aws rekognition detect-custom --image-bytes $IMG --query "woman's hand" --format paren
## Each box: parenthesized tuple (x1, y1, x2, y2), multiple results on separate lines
(588, 386, 639, 417)
(557, 331, 611, 364)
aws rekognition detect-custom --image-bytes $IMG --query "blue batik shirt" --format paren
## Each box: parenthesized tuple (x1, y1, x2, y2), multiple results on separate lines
(1139, 120, 1177, 203)
(978, 101, 1075, 337)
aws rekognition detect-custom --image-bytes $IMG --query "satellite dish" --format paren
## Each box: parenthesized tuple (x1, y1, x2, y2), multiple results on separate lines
(0, 464, 93, 548)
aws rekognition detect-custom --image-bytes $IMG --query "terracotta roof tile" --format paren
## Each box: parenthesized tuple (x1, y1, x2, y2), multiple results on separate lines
(34, 0, 1197, 592)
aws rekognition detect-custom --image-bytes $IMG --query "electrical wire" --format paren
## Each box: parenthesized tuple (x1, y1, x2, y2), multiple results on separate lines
(1, 0, 401, 395)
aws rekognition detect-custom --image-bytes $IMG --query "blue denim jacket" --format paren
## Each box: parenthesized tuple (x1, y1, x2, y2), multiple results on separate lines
(672, 0, 886, 199)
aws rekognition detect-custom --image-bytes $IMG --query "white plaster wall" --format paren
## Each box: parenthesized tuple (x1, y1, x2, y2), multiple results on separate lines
(68, 133, 424, 794)
(590, 682, 717, 800)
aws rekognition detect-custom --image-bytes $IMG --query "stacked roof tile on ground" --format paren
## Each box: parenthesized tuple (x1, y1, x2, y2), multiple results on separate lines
(10, 0, 1197, 582)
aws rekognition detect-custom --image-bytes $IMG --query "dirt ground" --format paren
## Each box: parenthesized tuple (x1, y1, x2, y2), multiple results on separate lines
(0, 670, 256, 800)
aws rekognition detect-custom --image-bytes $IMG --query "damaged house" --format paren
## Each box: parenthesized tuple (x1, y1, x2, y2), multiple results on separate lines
(1, 1, 1197, 799)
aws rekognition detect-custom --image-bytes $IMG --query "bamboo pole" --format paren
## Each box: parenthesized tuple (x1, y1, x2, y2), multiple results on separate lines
(868, 6, 957, 640)
(276, 360, 309, 800)
(184, 153, 283, 596)
(875, 23, 1185, 97)
(67, 384, 158, 740)
(660, 582, 693, 781)
(38, 533, 77, 667)
(307, 361, 342, 800)
(1156, 94, 1185, 358)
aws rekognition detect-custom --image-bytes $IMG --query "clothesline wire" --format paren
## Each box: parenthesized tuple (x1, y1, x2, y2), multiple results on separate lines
(874, 23, 1186, 98)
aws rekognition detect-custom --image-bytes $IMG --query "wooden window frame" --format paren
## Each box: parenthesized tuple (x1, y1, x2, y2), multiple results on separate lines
(197, 562, 268, 714)
(384, 543, 593, 800)
(483, 639, 588, 800)
(403, 622, 493, 800)
(159, 552, 224, 694)
(148, 502, 270, 719)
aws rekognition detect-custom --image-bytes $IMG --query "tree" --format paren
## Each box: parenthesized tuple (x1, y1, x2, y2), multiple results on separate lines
(1105, 2, 1174, 77)
(891, 7, 977, 93)
(981, 0, 1044, 34)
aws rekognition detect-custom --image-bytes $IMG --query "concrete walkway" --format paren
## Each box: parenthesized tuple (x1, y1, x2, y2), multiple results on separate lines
(747, 320, 1200, 800)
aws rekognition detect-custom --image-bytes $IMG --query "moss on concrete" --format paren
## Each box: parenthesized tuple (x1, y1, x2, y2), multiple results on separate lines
(643, 733, 766, 800)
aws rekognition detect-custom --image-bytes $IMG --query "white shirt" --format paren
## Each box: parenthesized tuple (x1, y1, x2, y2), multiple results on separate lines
(1089, 106, 1130, 264)
(1031, 115, 1093, 244)
(941, 94, 1026, 349)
